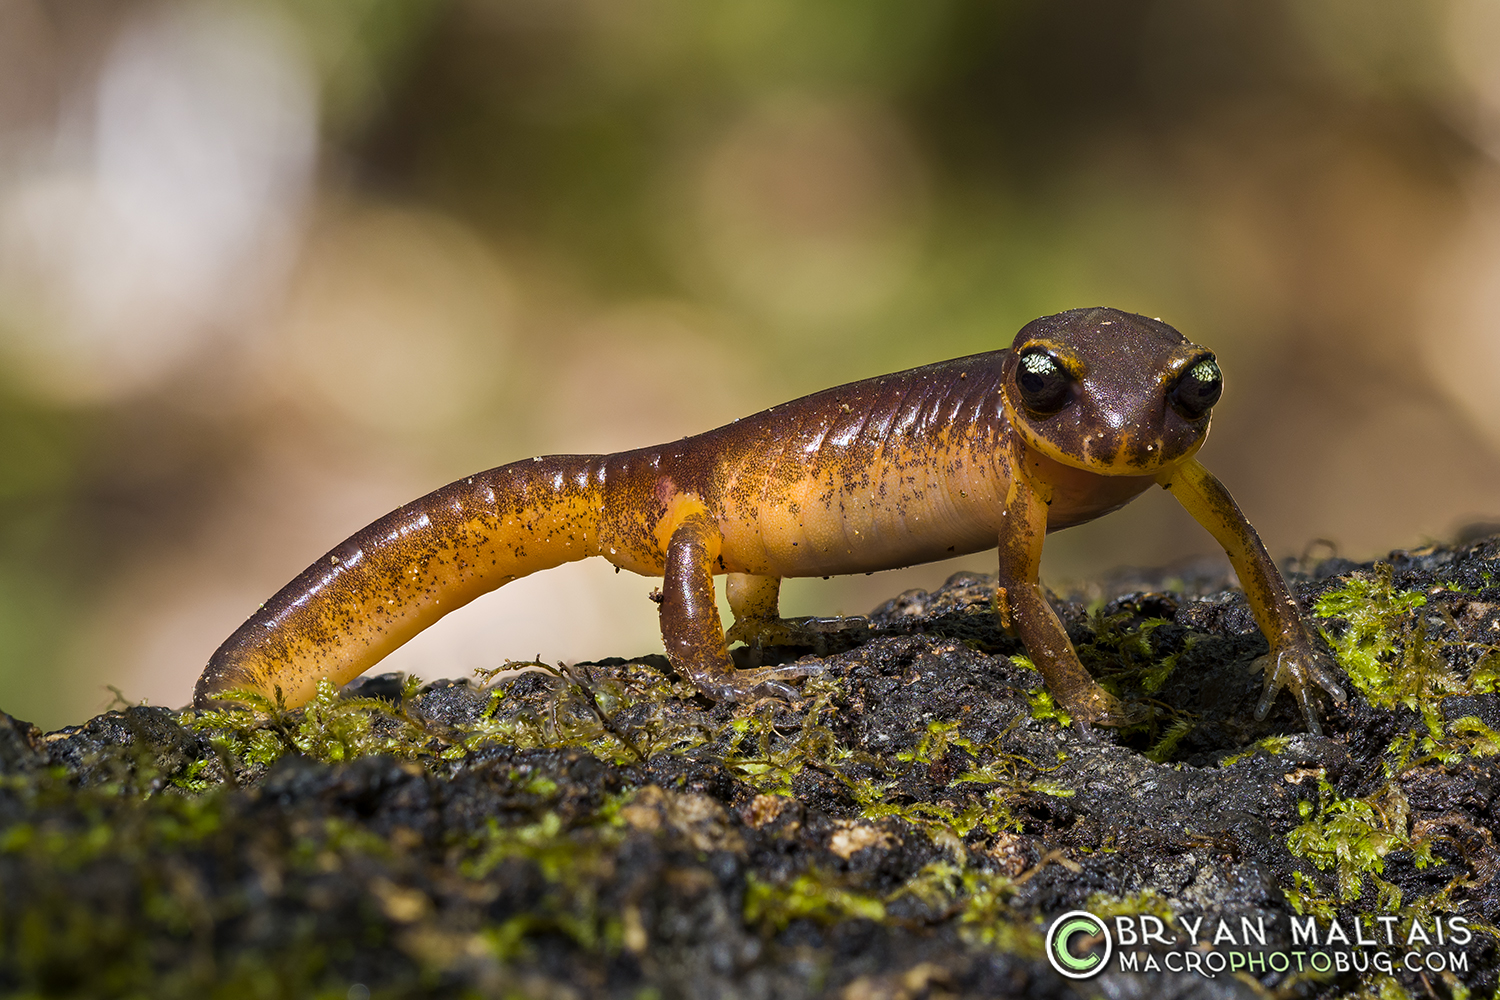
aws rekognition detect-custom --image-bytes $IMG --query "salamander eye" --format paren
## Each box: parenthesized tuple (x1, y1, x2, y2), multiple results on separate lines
(1015, 348, 1073, 414)
(1169, 358, 1222, 419)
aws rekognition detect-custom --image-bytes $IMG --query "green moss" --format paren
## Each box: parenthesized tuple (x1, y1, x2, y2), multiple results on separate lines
(0, 694, 667, 996)
(1025, 686, 1072, 728)
(1313, 566, 1464, 713)
(458, 661, 707, 764)
(0, 764, 377, 998)
(1013, 652, 1127, 730)
(1469, 652, 1500, 694)
(953, 871, 1036, 952)
(1218, 734, 1292, 768)
(1144, 719, 1193, 764)
(1084, 889, 1177, 924)
(895, 718, 965, 764)
(1016, 613, 1198, 732)
(1285, 778, 1437, 906)
(1438, 716, 1500, 758)
(743, 871, 887, 930)
(881, 861, 1038, 952)
(0, 770, 226, 869)
(721, 678, 851, 796)
(855, 791, 1004, 859)
(267, 659, 1070, 960)
(183, 663, 715, 787)
(853, 728, 1068, 854)
(1348, 975, 1419, 1000)
(1083, 613, 1185, 695)
(186, 676, 440, 778)
(1283, 870, 1338, 921)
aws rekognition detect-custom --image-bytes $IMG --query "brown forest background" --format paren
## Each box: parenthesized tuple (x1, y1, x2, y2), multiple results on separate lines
(3, 0, 1500, 729)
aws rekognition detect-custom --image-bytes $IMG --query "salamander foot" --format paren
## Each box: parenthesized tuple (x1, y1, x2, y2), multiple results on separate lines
(1071, 686, 1153, 730)
(692, 661, 826, 702)
(726, 615, 871, 664)
(1252, 632, 1347, 736)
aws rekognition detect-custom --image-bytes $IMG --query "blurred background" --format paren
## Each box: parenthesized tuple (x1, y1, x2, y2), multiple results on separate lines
(4, 0, 1500, 729)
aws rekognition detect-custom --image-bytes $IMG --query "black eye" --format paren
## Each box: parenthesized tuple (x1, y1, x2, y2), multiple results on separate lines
(1170, 358, 1222, 419)
(1015, 348, 1073, 414)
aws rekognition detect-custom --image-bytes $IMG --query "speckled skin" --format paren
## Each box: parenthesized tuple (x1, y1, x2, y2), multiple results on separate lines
(195, 307, 1346, 732)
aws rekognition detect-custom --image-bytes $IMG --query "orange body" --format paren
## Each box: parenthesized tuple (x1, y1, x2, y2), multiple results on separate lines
(196, 308, 1346, 732)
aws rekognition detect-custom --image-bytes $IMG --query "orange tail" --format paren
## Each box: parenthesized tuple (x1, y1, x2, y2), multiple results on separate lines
(194, 456, 608, 709)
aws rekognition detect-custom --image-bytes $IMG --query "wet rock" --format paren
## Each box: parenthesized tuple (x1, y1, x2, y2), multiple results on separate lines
(0, 711, 43, 773)
(3, 538, 1500, 998)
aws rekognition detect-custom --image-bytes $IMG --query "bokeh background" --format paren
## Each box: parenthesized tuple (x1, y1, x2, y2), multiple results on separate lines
(4, 0, 1500, 730)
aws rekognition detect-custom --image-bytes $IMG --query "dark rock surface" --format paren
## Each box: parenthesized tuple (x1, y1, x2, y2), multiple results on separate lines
(3, 537, 1500, 999)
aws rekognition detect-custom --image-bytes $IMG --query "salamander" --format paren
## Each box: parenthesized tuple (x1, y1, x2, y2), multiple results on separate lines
(194, 306, 1347, 733)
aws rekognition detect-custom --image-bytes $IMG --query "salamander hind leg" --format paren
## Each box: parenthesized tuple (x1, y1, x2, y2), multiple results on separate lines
(724, 573, 869, 664)
(659, 510, 822, 701)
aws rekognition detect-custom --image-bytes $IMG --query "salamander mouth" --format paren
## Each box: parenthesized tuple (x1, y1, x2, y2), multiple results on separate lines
(1011, 411, 1209, 475)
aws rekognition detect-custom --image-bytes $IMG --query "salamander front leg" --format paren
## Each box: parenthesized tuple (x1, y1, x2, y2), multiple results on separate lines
(998, 480, 1147, 728)
(660, 511, 822, 701)
(724, 573, 870, 664)
(1157, 458, 1346, 735)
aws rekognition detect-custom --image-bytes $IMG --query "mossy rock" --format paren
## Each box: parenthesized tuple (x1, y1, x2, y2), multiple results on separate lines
(3, 537, 1500, 999)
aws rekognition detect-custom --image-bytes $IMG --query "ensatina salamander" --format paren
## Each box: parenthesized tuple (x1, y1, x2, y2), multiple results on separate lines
(194, 307, 1346, 732)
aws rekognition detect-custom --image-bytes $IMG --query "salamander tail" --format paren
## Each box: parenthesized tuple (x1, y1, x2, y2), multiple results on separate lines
(194, 456, 607, 710)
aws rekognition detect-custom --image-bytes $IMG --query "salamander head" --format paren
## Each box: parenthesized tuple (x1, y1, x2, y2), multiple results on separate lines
(1000, 307, 1221, 475)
